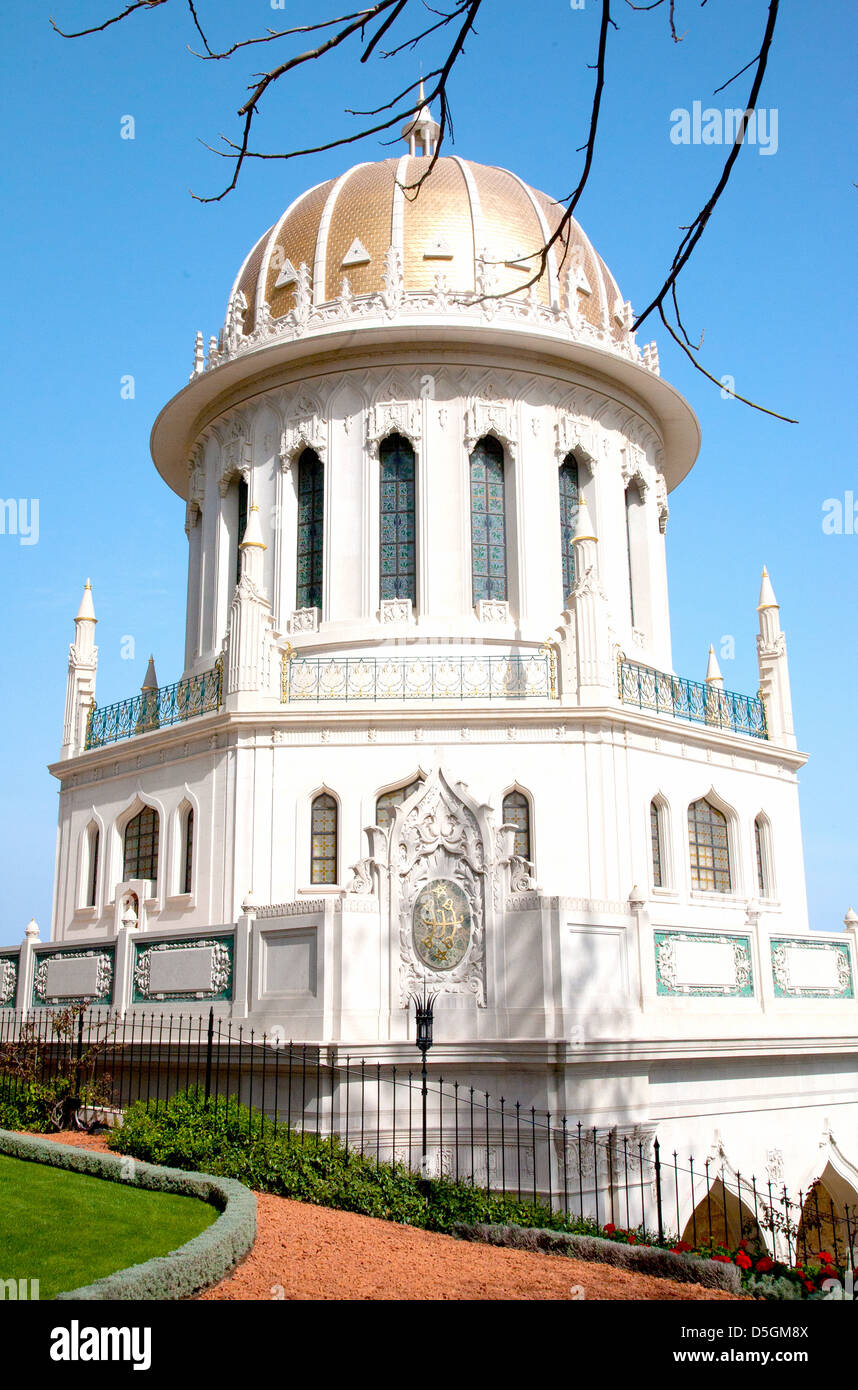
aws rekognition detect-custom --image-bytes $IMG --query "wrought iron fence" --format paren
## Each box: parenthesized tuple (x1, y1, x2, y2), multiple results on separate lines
(281, 652, 557, 702)
(619, 657, 768, 740)
(1, 1006, 852, 1271)
(86, 661, 223, 750)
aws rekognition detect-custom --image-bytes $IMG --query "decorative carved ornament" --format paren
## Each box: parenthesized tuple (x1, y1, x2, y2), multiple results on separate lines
(389, 770, 489, 1008)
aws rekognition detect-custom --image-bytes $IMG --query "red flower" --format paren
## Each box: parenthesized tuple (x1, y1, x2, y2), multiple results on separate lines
(604, 1223, 616, 1235)
(820, 1266, 837, 1280)
(735, 1252, 752, 1270)
(671, 1241, 693, 1254)
(627, 1234, 637, 1245)
(711, 1254, 732, 1264)
(755, 1256, 774, 1273)
(817, 1252, 833, 1264)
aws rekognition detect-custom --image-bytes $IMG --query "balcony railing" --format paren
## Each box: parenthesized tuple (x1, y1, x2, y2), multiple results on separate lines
(85, 661, 223, 751)
(281, 652, 557, 703)
(619, 657, 768, 740)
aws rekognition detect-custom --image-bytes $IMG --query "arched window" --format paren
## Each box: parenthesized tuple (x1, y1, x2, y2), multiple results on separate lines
(310, 793, 338, 884)
(754, 815, 770, 897)
(296, 449, 324, 610)
(123, 806, 159, 883)
(470, 436, 507, 603)
(236, 476, 249, 585)
(502, 790, 531, 861)
(379, 434, 416, 602)
(85, 824, 100, 908)
(376, 775, 425, 832)
(558, 455, 579, 600)
(182, 807, 194, 895)
(650, 801, 663, 889)
(688, 798, 731, 893)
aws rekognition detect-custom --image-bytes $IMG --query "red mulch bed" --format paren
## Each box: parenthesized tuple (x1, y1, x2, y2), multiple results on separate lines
(33, 1131, 737, 1301)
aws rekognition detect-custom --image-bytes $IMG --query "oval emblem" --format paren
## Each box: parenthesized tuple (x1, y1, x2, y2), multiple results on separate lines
(413, 878, 472, 971)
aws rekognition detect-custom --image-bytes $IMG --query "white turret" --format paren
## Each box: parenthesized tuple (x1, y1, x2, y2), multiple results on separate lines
(226, 505, 276, 700)
(755, 566, 796, 748)
(61, 580, 98, 758)
(565, 495, 615, 704)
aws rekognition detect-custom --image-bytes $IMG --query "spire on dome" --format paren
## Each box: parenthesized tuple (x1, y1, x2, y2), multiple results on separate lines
(758, 565, 778, 610)
(401, 77, 440, 156)
(76, 579, 97, 624)
(141, 655, 159, 691)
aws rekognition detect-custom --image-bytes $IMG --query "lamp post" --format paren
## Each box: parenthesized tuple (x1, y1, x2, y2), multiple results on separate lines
(411, 979, 437, 1180)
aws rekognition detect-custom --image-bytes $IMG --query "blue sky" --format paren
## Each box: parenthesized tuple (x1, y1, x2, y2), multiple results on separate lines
(0, 1, 855, 945)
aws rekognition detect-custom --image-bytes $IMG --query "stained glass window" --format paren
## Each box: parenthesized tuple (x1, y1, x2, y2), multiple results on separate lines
(87, 826, 99, 907)
(376, 776, 425, 832)
(502, 790, 531, 860)
(755, 816, 768, 896)
(296, 449, 324, 610)
(650, 802, 663, 888)
(182, 808, 194, 895)
(123, 806, 159, 883)
(379, 435, 416, 602)
(311, 793, 338, 884)
(688, 799, 731, 893)
(236, 477, 249, 586)
(559, 456, 579, 601)
(470, 436, 507, 603)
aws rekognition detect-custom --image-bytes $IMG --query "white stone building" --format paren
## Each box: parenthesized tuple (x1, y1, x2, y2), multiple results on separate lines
(4, 102, 858, 1237)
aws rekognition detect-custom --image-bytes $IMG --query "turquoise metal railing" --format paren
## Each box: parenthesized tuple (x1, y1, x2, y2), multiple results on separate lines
(85, 661, 223, 750)
(619, 657, 768, 740)
(281, 652, 557, 702)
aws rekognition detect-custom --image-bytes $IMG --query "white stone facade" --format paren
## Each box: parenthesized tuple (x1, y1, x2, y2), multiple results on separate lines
(14, 142, 857, 1214)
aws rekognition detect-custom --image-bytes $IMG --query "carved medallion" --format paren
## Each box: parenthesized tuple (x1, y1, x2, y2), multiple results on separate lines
(412, 878, 472, 971)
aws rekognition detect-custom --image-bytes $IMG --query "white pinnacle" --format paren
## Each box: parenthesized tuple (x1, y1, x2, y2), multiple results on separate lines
(76, 579, 97, 623)
(758, 565, 778, 611)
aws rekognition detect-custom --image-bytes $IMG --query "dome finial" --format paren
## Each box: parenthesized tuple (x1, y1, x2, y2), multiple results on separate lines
(401, 74, 440, 156)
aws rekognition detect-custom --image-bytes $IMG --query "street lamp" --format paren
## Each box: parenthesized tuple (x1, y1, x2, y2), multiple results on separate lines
(411, 979, 437, 1180)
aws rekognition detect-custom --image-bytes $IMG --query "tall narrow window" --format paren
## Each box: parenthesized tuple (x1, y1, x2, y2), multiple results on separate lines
(86, 825, 100, 908)
(470, 436, 507, 603)
(688, 798, 731, 893)
(296, 449, 324, 610)
(502, 790, 531, 861)
(182, 807, 194, 895)
(123, 806, 159, 883)
(235, 476, 249, 585)
(650, 802, 663, 889)
(558, 455, 579, 601)
(376, 775, 425, 832)
(310, 793, 338, 884)
(379, 434, 416, 602)
(755, 816, 769, 897)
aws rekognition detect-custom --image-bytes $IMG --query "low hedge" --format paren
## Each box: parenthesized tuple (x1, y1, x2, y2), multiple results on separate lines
(107, 1090, 757, 1292)
(0, 1128, 257, 1300)
(451, 1221, 741, 1293)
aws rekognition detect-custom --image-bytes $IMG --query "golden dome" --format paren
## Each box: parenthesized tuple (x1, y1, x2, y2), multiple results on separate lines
(228, 155, 628, 345)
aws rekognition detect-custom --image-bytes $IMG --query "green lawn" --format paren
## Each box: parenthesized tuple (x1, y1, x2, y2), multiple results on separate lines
(0, 1154, 217, 1299)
